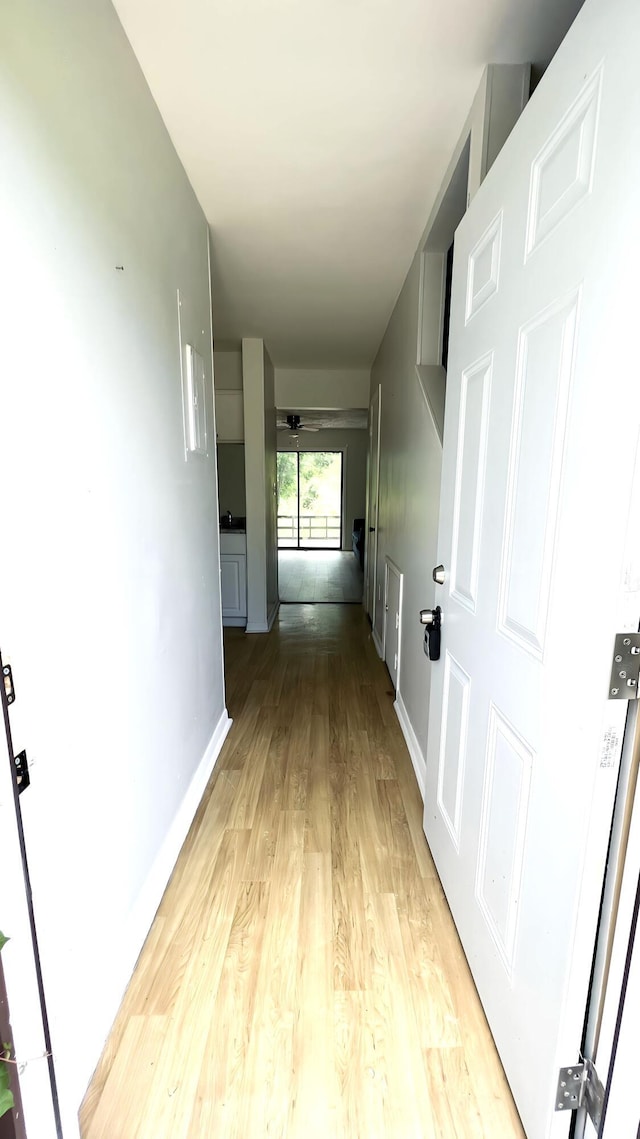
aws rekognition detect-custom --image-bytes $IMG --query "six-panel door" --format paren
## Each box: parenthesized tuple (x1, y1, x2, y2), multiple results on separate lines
(423, 1, 640, 1135)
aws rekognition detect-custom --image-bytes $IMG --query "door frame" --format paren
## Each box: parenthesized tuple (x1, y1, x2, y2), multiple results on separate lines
(0, 650, 62, 1138)
(365, 386, 381, 629)
(383, 557, 403, 692)
(599, 858, 640, 1138)
(579, 700, 640, 1137)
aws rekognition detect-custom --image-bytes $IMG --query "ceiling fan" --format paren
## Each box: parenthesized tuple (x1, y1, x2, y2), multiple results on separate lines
(285, 414, 319, 433)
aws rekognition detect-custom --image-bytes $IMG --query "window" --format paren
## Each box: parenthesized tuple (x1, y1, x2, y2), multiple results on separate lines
(276, 451, 343, 549)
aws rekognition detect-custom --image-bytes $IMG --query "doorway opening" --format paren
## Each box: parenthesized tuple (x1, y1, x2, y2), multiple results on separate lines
(277, 451, 343, 550)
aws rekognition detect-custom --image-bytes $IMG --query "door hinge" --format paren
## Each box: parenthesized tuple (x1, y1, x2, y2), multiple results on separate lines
(608, 632, 640, 699)
(2, 663, 15, 705)
(555, 1058, 605, 1130)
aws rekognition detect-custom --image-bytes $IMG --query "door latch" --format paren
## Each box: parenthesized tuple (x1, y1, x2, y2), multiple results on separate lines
(420, 607, 442, 661)
(608, 632, 640, 699)
(14, 750, 30, 794)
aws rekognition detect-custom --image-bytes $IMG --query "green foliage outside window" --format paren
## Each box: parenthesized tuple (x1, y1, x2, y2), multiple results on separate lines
(277, 451, 338, 512)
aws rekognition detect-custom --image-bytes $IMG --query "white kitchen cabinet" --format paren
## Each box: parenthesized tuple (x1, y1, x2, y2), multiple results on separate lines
(219, 531, 247, 626)
(214, 390, 244, 441)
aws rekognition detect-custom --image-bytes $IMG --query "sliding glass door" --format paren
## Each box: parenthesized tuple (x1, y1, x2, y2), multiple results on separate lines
(277, 451, 342, 549)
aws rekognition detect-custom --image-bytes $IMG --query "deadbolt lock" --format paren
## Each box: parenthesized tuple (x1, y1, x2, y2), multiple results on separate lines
(420, 607, 442, 661)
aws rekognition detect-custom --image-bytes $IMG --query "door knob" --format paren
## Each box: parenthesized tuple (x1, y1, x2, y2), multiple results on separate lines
(369, 526, 376, 533)
(419, 606, 442, 661)
(432, 564, 446, 585)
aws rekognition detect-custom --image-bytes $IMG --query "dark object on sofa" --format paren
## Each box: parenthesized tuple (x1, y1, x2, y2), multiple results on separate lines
(352, 518, 365, 569)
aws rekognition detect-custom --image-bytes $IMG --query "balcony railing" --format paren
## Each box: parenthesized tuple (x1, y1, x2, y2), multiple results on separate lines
(278, 514, 341, 548)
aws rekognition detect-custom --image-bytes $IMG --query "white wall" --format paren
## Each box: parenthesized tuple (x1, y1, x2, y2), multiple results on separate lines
(0, 1, 227, 1133)
(371, 255, 442, 783)
(277, 428, 368, 551)
(213, 347, 243, 389)
(243, 340, 267, 630)
(275, 368, 370, 410)
(243, 338, 279, 631)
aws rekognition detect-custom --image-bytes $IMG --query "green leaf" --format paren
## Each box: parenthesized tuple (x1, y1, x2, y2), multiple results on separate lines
(0, 1061, 14, 1119)
(0, 933, 8, 953)
(0, 1088, 14, 1119)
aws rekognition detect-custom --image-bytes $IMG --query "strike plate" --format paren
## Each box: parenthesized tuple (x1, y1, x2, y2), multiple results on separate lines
(2, 663, 15, 705)
(609, 633, 640, 699)
(14, 750, 30, 794)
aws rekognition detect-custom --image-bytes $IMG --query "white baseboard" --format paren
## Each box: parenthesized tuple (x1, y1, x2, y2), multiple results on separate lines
(222, 616, 246, 627)
(75, 708, 232, 1117)
(394, 692, 426, 799)
(372, 626, 384, 658)
(123, 709, 232, 964)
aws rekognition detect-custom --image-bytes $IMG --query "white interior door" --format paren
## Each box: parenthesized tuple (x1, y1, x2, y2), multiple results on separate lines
(365, 386, 381, 623)
(423, 2, 640, 1137)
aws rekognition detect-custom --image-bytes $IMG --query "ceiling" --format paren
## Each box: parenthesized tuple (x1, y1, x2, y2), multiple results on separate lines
(277, 409, 369, 431)
(113, 0, 584, 368)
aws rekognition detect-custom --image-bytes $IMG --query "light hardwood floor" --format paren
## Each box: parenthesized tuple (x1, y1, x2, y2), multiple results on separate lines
(278, 550, 363, 603)
(80, 605, 524, 1139)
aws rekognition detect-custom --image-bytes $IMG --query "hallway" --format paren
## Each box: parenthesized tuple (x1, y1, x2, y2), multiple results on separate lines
(80, 606, 524, 1138)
